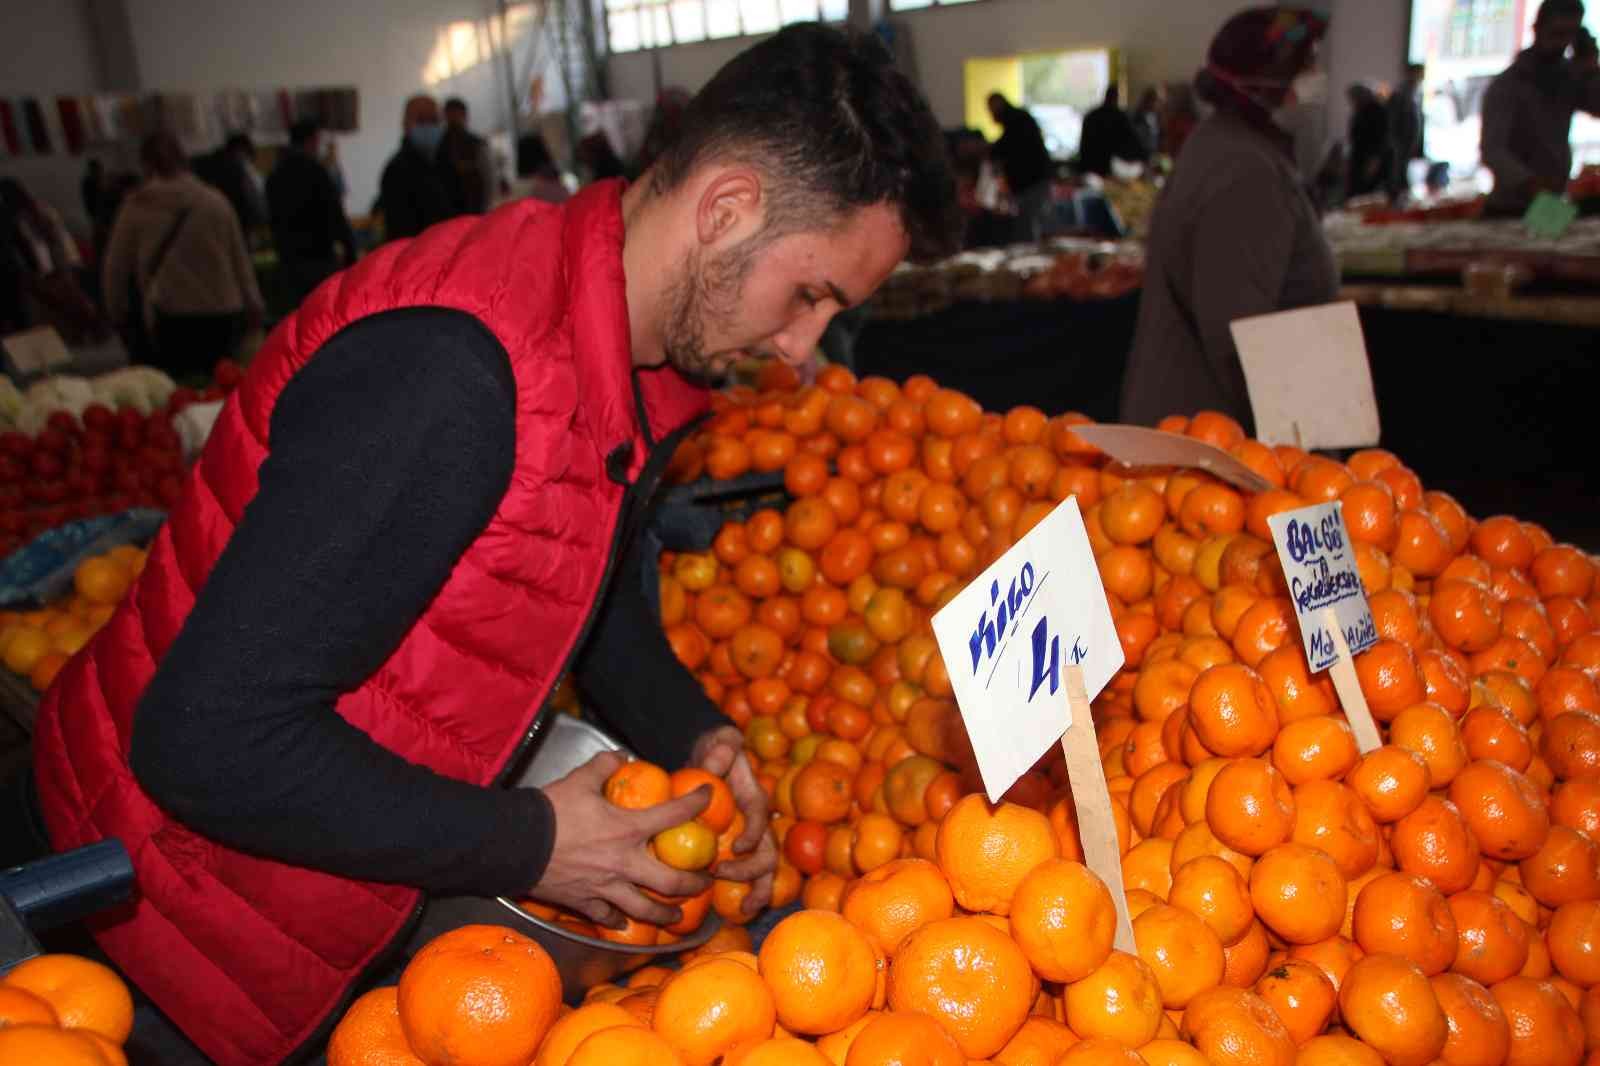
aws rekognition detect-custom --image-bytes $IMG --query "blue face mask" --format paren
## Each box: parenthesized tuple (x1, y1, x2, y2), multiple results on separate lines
(408, 122, 444, 155)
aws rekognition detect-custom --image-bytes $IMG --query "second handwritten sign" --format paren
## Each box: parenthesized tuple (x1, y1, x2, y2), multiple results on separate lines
(1266, 502, 1378, 672)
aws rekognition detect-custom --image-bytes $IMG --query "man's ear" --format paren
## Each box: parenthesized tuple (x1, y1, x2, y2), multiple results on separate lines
(695, 167, 763, 249)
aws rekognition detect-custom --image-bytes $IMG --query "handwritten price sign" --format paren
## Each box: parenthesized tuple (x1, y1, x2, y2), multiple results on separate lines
(931, 497, 1124, 803)
(1268, 501, 1384, 753)
(1268, 503, 1378, 672)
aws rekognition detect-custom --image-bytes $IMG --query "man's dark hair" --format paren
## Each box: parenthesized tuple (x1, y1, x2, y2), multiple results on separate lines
(649, 23, 959, 261)
(289, 119, 321, 148)
(141, 131, 186, 176)
(444, 97, 468, 114)
(1537, 0, 1586, 24)
(224, 133, 255, 157)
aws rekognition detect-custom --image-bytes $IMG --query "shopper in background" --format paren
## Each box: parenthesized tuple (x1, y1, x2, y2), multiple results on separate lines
(514, 131, 570, 204)
(378, 95, 455, 242)
(193, 133, 268, 239)
(1079, 85, 1151, 177)
(102, 132, 263, 378)
(1131, 86, 1166, 160)
(0, 177, 106, 344)
(577, 131, 627, 182)
(25, 24, 957, 1066)
(1388, 62, 1426, 198)
(1346, 83, 1395, 198)
(1121, 6, 1337, 431)
(80, 158, 105, 231)
(267, 118, 359, 307)
(987, 92, 1053, 240)
(1481, 0, 1600, 216)
(1162, 82, 1202, 158)
(438, 97, 495, 215)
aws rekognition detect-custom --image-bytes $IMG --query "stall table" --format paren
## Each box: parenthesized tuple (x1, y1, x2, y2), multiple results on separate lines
(851, 285, 1600, 550)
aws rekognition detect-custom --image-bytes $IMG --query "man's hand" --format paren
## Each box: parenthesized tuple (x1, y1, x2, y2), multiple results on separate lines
(530, 752, 714, 929)
(691, 725, 777, 916)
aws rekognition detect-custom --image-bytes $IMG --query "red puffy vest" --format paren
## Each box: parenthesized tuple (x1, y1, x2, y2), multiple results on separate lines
(31, 182, 708, 1065)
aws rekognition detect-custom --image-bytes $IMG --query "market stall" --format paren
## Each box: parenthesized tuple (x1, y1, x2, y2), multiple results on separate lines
(290, 370, 1596, 1065)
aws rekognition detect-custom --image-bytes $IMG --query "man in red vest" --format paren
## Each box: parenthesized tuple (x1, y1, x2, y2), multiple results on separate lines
(20, 24, 958, 1066)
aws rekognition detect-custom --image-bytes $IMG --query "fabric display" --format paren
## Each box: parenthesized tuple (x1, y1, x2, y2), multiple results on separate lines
(56, 99, 84, 154)
(0, 101, 19, 156)
(21, 98, 51, 153)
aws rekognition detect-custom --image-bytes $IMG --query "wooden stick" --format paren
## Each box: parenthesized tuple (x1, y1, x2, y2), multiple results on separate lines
(1322, 607, 1383, 753)
(1059, 665, 1138, 954)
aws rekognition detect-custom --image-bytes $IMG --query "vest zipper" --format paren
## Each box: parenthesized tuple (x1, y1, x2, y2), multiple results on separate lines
(494, 409, 708, 786)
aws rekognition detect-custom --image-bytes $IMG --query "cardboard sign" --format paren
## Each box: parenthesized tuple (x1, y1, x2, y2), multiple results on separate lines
(1, 326, 72, 377)
(1232, 302, 1381, 451)
(930, 497, 1124, 804)
(1267, 501, 1383, 752)
(1069, 424, 1274, 493)
(1525, 192, 1578, 240)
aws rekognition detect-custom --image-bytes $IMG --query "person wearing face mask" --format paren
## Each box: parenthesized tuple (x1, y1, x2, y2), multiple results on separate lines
(10, 25, 958, 1066)
(1481, 0, 1600, 217)
(1120, 6, 1337, 431)
(377, 95, 457, 243)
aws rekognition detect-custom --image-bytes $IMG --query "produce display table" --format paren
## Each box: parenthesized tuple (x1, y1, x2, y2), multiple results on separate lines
(851, 290, 1599, 550)
(1328, 214, 1600, 285)
(1341, 283, 1600, 328)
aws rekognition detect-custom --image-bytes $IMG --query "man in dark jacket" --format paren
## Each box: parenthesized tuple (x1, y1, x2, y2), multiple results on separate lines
(16, 25, 959, 1065)
(438, 97, 495, 215)
(1346, 83, 1394, 198)
(1482, 0, 1600, 214)
(378, 95, 455, 242)
(1387, 63, 1426, 196)
(1079, 86, 1150, 176)
(987, 93, 1054, 239)
(193, 133, 268, 237)
(267, 118, 359, 307)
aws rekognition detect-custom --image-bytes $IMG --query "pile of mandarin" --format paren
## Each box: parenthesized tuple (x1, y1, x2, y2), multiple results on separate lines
(327, 366, 1600, 1066)
(635, 365, 1600, 1066)
(0, 545, 143, 692)
(0, 953, 135, 1065)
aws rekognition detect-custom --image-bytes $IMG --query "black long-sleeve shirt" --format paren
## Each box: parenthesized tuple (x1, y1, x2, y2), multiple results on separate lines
(129, 308, 725, 898)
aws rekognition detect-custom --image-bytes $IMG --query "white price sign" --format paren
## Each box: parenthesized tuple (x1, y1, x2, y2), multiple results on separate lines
(1267, 501, 1383, 752)
(1267, 502, 1378, 672)
(930, 497, 1124, 804)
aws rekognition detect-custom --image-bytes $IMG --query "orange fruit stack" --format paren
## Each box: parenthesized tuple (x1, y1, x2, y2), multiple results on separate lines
(0, 953, 134, 1066)
(335, 372, 1599, 1065)
(635, 370, 1600, 1066)
(0, 545, 144, 692)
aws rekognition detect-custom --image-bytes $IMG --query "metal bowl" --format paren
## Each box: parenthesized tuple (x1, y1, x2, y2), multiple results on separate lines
(411, 713, 721, 995)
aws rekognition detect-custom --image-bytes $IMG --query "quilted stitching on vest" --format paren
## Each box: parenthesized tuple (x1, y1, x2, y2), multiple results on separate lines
(32, 181, 708, 1066)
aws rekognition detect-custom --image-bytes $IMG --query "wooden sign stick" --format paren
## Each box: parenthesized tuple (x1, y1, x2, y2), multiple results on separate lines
(1321, 607, 1383, 753)
(1060, 665, 1138, 954)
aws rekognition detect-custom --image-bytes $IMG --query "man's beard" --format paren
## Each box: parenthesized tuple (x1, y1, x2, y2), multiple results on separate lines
(661, 231, 769, 385)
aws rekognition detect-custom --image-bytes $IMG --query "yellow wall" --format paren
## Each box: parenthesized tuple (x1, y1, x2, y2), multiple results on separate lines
(964, 57, 1022, 139)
